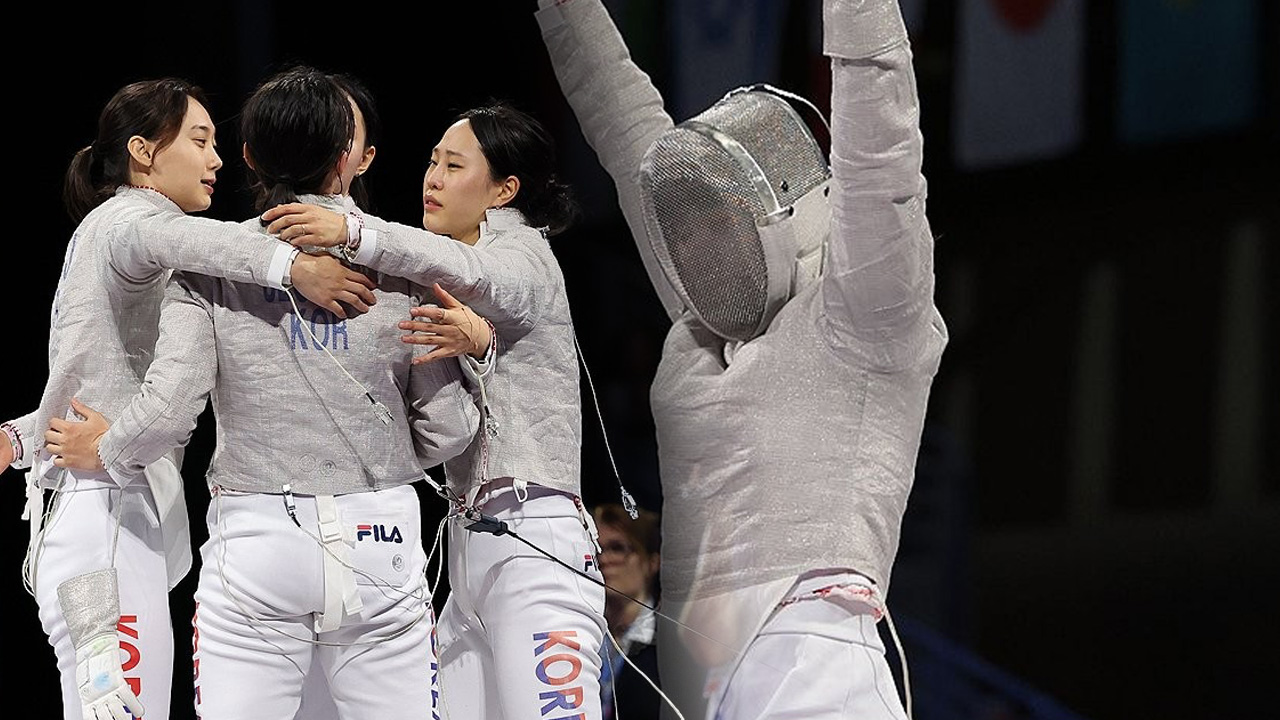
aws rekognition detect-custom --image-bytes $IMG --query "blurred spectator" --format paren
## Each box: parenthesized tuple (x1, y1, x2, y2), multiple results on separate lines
(593, 503, 663, 720)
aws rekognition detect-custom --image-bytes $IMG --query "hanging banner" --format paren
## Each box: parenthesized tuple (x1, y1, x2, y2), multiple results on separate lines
(953, 0, 1085, 170)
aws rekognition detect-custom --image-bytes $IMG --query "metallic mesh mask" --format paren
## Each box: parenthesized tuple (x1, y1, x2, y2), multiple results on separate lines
(640, 85, 832, 342)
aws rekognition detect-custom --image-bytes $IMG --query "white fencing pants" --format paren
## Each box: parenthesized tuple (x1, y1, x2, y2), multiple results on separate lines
(437, 482, 607, 720)
(712, 574, 908, 720)
(192, 485, 434, 720)
(32, 472, 173, 720)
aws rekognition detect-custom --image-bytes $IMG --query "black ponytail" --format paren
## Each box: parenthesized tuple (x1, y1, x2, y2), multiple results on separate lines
(63, 79, 203, 223)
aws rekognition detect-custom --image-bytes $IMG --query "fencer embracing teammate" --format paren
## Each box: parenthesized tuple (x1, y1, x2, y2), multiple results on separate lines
(536, 0, 946, 717)
(46, 68, 479, 720)
(3, 77, 373, 720)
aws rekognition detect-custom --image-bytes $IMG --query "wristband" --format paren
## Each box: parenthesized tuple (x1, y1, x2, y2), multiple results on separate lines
(2, 422, 24, 464)
(282, 247, 301, 288)
(341, 211, 365, 263)
(479, 318, 497, 363)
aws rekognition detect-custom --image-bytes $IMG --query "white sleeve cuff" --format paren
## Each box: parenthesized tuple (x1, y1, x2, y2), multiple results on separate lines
(2, 422, 27, 469)
(460, 354, 490, 386)
(460, 333, 496, 383)
(266, 242, 296, 289)
(351, 228, 378, 266)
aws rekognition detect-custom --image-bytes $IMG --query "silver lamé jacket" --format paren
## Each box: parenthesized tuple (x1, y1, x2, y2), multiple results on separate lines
(98, 195, 479, 495)
(357, 207, 583, 500)
(538, 0, 947, 611)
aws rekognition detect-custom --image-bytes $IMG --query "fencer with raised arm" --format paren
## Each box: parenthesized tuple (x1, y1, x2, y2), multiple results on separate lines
(536, 0, 946, 717)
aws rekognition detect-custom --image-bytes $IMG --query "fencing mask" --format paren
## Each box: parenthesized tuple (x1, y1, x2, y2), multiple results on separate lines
(639, 84, 832, 342)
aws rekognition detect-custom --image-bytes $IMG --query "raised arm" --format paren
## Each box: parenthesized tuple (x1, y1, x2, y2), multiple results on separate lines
(356, 216, 560, 338)
(535, 0, 684, 320)
(821, 0, 939, 369)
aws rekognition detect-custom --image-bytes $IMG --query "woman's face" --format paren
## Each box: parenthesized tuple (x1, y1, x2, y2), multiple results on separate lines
(147, 97, 222, 213)
(421, 119, 508, 245)
(597, 522, 656, 603)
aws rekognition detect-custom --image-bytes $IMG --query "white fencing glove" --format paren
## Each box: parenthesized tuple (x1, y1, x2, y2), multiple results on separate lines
(58, 569, 146, 719)
(75, 633, 145, 719)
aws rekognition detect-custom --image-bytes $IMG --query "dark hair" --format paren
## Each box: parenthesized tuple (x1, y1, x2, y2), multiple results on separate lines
(240, 65, 354, 215)
(593, 503, 662, 600)
(329, 72, 380, 211)
(63, 78, 207, 223)
(458, 101, 578, 237)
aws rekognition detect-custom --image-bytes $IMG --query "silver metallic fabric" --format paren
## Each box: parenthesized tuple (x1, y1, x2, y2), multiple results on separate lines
(360, 208, 584, 498)
(98, 195, 479, 495)
(640, 89, 831, 341)
(57, 569, 119, 648)
(539, 2, 947, 707)
(30, 187, 288, 484)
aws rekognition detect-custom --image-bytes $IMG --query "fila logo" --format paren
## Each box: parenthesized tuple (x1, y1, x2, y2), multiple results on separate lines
(583, 554, 597, 573)
(356, 524, 404, 543)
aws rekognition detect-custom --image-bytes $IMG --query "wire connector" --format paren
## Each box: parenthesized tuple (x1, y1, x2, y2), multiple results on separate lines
(366, 392, 393, 425)
(282, 484, 301, 527)
(620, 487, 639, 520)
(462, 508, 509, 536)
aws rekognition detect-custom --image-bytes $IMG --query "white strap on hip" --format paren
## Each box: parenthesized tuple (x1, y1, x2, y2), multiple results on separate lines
(23, 470, 41, 534)
(314, 494, 363, 633)
(21, 470, 44, 593)
(574, 495, 602, 555)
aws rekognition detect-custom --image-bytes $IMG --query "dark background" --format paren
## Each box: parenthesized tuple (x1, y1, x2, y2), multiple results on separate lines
(3, 2, 1276, 719)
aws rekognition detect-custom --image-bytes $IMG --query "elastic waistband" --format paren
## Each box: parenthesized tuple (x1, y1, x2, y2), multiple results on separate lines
(778, 570, 883, 617)
(467, 478, 580, 519)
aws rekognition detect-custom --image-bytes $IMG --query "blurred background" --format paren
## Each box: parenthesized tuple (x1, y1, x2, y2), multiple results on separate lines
(3, 1, 1275, 719)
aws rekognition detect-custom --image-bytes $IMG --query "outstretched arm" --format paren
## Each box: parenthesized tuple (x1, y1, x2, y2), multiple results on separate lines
(536, 0, 684, 320)
(262, 207, 556, 337)
(821, 0, 939, 370)
(107, 209, 377, 319)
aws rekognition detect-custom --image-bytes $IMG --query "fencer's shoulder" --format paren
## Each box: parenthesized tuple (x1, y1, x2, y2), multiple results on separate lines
(95, 194, 182, 251)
